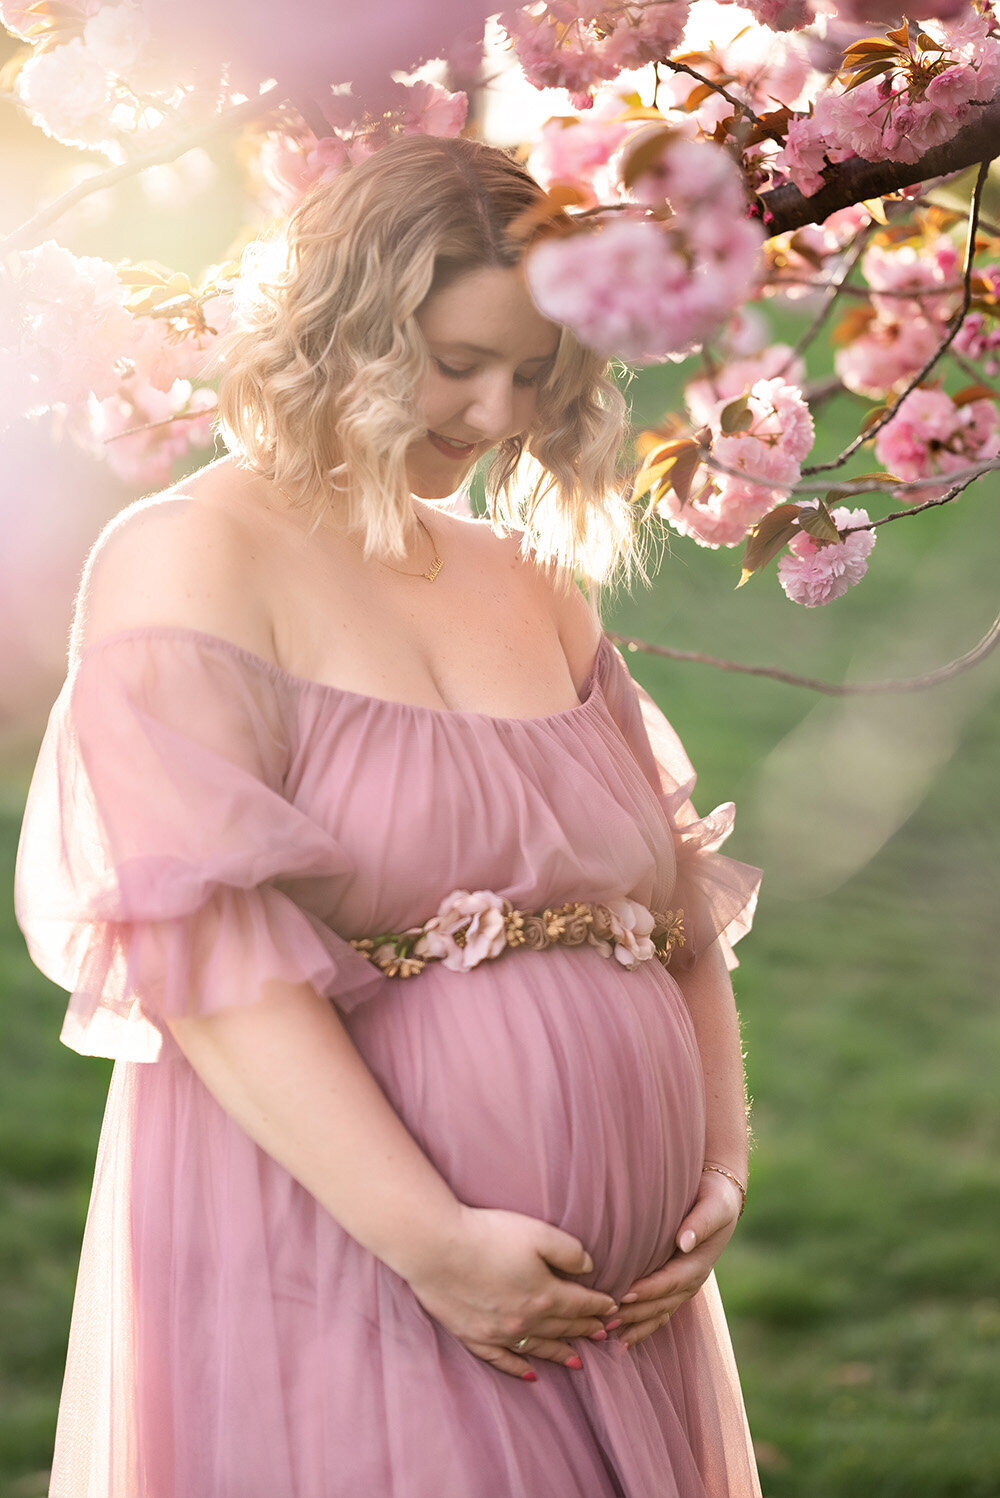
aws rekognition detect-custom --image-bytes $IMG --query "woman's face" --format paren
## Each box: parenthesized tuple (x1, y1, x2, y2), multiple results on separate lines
(408, 264, 561, 500)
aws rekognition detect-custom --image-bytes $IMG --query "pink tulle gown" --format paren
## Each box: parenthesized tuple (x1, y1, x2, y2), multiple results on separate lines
(15, 625, 762, 1498)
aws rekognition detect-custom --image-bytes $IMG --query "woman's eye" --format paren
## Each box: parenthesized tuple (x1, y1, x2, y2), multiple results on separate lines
(434, 359, 474, 379)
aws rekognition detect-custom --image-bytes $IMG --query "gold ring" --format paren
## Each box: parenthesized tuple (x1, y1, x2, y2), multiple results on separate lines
(512, 1335, 531, 1352)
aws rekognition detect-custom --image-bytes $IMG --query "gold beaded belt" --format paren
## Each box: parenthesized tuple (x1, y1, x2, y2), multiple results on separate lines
(348, 889, 685, 979)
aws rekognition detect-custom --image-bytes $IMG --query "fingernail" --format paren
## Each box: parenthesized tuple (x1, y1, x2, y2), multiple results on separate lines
(621, 1292, 638, 1303)
(604, 1318, 622, 1330)
(589, 1329, 608, 1341)
(679, 1230, 696, 1253)
(566, 1355, 584, 1369)
(521, 1370, 538, 1382)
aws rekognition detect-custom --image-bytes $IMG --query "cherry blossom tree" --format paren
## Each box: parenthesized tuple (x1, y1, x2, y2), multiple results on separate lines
(2, 0, 1000, 691)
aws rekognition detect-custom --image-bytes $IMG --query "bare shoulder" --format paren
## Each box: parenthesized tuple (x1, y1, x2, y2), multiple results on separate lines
(72, 461, 272, 660)
(469, 515, 603, 680)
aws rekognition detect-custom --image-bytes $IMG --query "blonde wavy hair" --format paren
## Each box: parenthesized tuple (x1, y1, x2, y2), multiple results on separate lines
(214, 133, 651, 592)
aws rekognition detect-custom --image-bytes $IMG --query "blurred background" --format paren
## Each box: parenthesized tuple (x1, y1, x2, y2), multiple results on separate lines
(2, 22, 999, 1498)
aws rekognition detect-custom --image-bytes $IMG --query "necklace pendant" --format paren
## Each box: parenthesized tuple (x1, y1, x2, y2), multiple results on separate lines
(423, 556, 443, 582)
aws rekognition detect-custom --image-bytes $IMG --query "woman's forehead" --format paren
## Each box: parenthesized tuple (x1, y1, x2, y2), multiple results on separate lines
(417, 265, 560, 360)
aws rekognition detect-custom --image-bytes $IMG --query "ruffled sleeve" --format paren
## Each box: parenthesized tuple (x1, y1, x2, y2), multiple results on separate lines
(14, 631, 385, 1063)
(599, 639, 761, 972)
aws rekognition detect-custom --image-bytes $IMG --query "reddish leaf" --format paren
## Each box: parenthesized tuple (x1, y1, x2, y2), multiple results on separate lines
(684, 82, 716, 110)
(619, 126, 675, 190)
(842, 58, 898, 91)
(669, 445, 703, 505)
(859, 404, 889, 435)
(798, 501, 841, 543)
(953, 384, 1000, 407)
(738, 504, 802, 586)
(832, 304, 877, 347)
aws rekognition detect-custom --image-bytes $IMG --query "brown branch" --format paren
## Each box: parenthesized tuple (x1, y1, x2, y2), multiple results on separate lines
(756, 88, 1000, 236)
(836, 465, 986, 532)
(607, 609, 1000, 694)
(1, 82, 285, 256)
(801, 159, 991, 477)
(769, 275, 965, 300)
(659, 58, 774, 136)
(777, 226, 871, 378)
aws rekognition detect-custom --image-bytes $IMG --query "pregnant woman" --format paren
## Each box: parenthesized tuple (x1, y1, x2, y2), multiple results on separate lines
(16, 133, 762, 1497)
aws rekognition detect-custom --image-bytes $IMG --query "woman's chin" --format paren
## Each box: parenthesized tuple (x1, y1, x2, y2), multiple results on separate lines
(407, 469, 473, 502)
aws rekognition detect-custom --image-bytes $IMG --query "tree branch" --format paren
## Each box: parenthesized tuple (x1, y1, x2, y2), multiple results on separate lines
(756, 88, 1000, 237)
(1, 83, 285, 256)
(801, 158, 990, 477)
(659, 58, 774, 136)
(776, 226, 871, 378)
(607, 608, 1000, 694)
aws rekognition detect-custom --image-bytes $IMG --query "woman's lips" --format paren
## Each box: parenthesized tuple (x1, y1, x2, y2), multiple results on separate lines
(427, 431, 477, 459)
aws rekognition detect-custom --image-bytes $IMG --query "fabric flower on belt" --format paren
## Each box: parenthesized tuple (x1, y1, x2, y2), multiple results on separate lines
(412, 889, 509, 972)
(587, 896, 657, 969)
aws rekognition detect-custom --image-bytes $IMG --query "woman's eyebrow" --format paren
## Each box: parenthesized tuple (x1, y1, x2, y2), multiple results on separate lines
(437, 341, 558, 363)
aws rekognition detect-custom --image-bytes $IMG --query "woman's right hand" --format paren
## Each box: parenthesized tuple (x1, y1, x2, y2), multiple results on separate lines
(404, 1205, 617, 1379)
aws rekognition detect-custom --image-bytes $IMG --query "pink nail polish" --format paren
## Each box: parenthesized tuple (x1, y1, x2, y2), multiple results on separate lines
(521, 1370, 538, 1382)
(590, 1329, 608, 1341)
(566, 1356, 583, 1369)
(604, 1318, 622, 1330)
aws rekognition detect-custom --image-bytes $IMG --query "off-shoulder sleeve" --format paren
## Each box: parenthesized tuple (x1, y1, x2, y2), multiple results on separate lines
(14, 631, 384, 1062)
(599, 639, 762, 972)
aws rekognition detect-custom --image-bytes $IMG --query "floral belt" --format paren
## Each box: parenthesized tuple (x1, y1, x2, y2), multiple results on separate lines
(349, 889, 685, 978)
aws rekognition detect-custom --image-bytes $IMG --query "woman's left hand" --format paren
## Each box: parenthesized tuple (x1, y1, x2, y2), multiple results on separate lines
(611, 1171, 744, 1348)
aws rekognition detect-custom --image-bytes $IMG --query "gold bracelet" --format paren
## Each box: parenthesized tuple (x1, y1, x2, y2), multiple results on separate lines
(702, 1161, 747, 1217)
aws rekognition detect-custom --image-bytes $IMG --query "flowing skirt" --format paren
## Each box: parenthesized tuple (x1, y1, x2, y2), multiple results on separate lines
(50, 947, 761, 1498)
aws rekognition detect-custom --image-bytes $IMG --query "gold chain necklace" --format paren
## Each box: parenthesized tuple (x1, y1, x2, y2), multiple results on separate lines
(276, 486, 443, 582)
(379, 512, 443, 583)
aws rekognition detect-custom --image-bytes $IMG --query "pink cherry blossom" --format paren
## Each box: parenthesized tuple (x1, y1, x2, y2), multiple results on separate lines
(719, 17, 810, 108)
(414, 889, 510, 972)
(777, 505, 876, 606)
(684, 346, 806, 428)
(78, 375, 217, 485)
(658, 375, 813, 549)
(862, 237, 961, 325)
(15, 241, 136, 407)
(834, 314, 942, 401)
(741, 0, 814, 31)
(873, 387, 999, 483)
(83, 2, 150, 76)
(526, 95, 637, 208)
(501, 2, 691, 100)
(17, 35, 116, 152)
(526, 199, 763, 362)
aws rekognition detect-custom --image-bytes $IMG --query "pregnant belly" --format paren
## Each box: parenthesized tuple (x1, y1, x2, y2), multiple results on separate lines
(346, 946, 706, 1299)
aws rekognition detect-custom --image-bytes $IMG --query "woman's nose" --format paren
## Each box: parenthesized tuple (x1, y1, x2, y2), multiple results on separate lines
(463, 375, 517, 442)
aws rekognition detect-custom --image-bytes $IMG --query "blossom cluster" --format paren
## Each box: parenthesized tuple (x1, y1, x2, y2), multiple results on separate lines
(349, 889, 686, 976)
(251, 80, 468, 217)
(656, 366, 814, 548)
(873, 386, 999, 489)
(1, 240, 227, 476)
(526, 135, 764, 362)
(834, 233, 960, 400)
(778, 11, 1000, 196)
(777, 505, 877, 607)
(500, 2, 692, 103)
